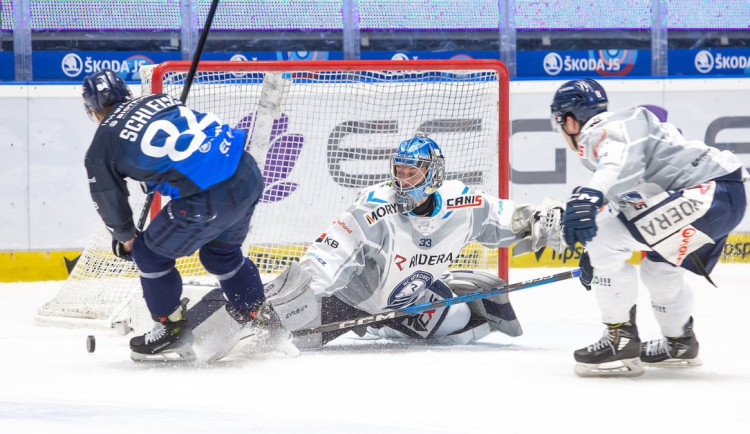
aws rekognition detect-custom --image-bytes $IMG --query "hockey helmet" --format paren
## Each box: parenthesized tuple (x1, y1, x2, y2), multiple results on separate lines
(550, 78, 608, 128)
(82, 69, 132, 119)
(390, 134, 445, 212)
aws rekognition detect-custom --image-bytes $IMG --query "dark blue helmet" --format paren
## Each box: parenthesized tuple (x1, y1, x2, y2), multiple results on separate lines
(550, 78, 608, 127)
(82, 69, 131, 118)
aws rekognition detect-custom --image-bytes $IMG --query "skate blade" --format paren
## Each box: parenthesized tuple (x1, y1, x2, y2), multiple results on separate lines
(574, 358, 645, 378)
(643, 357, 702, 368)
(130, 347, 197, 363)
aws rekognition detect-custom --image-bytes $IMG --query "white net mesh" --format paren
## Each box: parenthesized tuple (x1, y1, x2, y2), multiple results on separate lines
(36, 60, 508, 327)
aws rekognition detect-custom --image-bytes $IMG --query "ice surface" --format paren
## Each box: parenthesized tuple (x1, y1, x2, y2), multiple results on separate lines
(1, 265, 748, 433)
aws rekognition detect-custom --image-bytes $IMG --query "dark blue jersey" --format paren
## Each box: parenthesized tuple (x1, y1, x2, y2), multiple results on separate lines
(85, 93, 248, 241)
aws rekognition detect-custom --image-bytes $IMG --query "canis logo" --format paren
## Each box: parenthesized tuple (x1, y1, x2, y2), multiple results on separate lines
(236, 113, 304, 203)
(446, 195, 482, 209)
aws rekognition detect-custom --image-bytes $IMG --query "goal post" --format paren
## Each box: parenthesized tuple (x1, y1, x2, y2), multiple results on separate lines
(36, 59, 510, 328)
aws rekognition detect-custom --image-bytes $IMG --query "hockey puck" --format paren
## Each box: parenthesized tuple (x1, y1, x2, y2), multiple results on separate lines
(86, 335, 96, 353)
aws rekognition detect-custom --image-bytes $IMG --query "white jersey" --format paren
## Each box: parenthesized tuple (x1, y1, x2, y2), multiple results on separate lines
(298, 180, 523, 314)
(577, 107, 748, 205)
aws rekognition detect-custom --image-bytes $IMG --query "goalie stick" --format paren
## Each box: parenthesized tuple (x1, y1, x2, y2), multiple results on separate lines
(184, 269, 581, 336)
(294, 268, 581, 337)
(158, 268, 579, 361)
(183, 269, 581, 334)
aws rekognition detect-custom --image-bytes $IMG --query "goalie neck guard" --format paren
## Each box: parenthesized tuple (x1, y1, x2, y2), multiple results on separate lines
(390, 135, 445, 213)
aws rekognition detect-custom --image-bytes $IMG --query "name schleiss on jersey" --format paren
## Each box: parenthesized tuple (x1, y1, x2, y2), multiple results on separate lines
(116, 95, 182, 142)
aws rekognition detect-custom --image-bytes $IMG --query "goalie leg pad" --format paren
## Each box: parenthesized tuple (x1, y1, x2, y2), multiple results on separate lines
(264, 263, 320, 333)
(446, 270, 523, 337)
(443, 319, 491, 345)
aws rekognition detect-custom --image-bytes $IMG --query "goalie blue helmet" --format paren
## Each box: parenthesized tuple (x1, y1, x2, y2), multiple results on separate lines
(82, 69, 132, 119)
(390, 134, 445, 212)
(550, 78, 608, 128)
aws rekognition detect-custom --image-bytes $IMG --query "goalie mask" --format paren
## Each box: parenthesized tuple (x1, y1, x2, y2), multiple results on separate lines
(390, 135, 445, 213)
(82, 69, 132, 121)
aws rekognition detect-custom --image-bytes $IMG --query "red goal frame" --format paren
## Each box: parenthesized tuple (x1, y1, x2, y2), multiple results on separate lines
(147, 59, 510, 280)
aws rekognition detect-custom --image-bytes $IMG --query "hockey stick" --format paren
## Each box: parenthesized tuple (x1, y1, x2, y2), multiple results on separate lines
(293, 268, 582, 337)
(135, 0, 221, 231)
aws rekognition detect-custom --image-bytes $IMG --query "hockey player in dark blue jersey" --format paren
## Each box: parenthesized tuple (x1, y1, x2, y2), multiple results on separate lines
(82, 69, 287, 361)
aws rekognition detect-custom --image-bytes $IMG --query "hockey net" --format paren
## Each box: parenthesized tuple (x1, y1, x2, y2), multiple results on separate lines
(36, 59, 509, 328)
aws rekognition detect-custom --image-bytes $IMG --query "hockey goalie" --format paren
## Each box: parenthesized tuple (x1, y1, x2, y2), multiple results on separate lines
(262, 134, 566, 349)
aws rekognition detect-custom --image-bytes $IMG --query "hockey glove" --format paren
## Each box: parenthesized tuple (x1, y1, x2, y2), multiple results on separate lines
(579, 251, 593, 291)
(112, 237, 133, 261)
(511, 198, 565, 256)
(562, 187, 604, 248)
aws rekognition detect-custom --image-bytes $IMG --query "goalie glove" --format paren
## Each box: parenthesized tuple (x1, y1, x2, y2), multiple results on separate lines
(562, 187, 604, 248)
(511, 198, 565, 256)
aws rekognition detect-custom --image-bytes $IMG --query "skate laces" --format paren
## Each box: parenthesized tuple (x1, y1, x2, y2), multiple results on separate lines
(644, 338, 672, 357)
(144, 322, 167, 344)
(587, 329, 614, 351)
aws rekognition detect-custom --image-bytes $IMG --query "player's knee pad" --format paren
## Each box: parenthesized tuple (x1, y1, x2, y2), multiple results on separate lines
(199, 243, 244, 277)
(445, 270, 523, 337)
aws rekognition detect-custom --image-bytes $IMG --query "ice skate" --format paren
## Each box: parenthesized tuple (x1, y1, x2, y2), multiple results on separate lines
(574, 306, 643, 377)
(130, 302, 196, 362)
(206, 301, 298, 363)
(641, 317, 702, 367)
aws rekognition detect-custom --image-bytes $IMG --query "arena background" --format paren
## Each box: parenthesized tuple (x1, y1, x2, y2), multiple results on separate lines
(1, 0, 749, 281)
